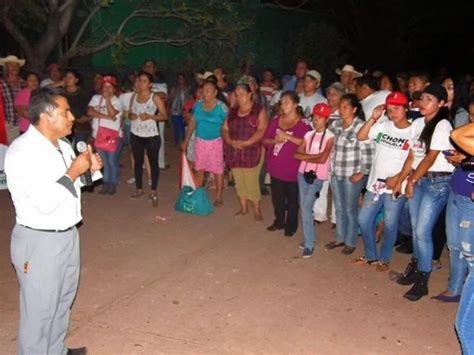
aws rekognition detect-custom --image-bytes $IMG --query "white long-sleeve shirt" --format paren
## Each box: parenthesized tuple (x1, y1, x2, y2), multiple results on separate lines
(5, 126, 91, 230)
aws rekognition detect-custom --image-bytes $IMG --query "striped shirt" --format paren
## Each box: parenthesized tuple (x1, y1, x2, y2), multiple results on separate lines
(329, 117, 374, 178)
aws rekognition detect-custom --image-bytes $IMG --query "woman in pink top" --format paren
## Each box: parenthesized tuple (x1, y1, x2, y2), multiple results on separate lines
(14, 72, 39, 134)
(295, 103, 335, 258)
(263, 91, 311, 237)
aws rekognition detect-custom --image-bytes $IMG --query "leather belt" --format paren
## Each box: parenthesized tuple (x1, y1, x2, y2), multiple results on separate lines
(20, 224, 74, 233)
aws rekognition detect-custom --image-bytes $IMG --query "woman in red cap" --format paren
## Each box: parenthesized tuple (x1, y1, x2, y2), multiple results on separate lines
(354, 92, 411, 271)
(87, 75, 123, 195)
(294, 103, 334, 258)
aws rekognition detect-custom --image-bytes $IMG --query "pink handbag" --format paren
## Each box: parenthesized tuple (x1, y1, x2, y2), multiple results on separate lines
(95, 120, 119, 152)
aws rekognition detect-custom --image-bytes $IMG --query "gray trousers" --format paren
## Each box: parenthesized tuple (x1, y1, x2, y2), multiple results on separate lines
(11, 224, 80, 355)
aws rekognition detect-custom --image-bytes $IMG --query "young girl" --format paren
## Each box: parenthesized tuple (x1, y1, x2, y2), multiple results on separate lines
(295, 103, 334, 258)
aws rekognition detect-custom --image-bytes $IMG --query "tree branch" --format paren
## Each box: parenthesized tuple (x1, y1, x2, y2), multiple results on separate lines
(71, 4, 101, 48)
(0, 4, 34, 59)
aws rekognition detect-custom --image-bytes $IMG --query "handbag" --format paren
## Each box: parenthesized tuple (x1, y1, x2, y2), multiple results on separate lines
(175, 186, 214, 216)
(175, 152, 213, 216)
(95, 124, 119, 152)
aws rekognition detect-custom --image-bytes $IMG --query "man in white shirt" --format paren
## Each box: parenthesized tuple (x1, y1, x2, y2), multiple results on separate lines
(355, 75, 391, 121)
(299, 70, 327, 122)
(5, 87, 102, 355)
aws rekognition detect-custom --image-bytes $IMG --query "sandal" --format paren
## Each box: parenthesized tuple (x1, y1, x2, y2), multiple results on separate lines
(341, 246, 356, 255)
(324, 241, 345, 250)
(213, 199, 223, 207)
(353, 256, 378, 265)
(131, 190, 144, 199)
(375, 261, 389, 272)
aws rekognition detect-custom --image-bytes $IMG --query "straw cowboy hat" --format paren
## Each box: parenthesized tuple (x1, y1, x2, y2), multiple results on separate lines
(335, 64, 362, 77)
(0, 55, 26, 67)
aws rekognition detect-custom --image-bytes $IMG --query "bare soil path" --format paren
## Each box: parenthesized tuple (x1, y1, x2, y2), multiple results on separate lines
(0, 142, 460, 354)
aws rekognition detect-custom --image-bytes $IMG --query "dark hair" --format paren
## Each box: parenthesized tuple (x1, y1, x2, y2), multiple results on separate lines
(235, 83, 252, 94)
(143, 58, 157, 67)
(280, 90, 300, 105)
(29, 87, 65, 125)
(177, 72, 186, 80)
(408, 71, 430, 84)
(25, 71, 40, 82)
(419, 106, 450, 151)
(355, 75, 379, 91)
(64, 68, 81, 84)
(137, 71, 154, 83)
(205, 75, 218, 85)
(203, 80, 218, 91)
(340, 93, 365, 121)
(379, 74, 399, 91)
(280, 90, 304, 116)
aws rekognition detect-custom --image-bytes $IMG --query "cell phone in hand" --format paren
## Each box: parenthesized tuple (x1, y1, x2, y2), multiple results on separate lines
(442, 150, 454, 157)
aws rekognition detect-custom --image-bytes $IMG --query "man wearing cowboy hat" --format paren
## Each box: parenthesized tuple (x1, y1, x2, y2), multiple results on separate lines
(0, 55, 25, 141)
(335, 64, 363, 93)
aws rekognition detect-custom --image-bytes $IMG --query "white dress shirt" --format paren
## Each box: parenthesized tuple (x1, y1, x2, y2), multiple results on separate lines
(5, 126, 95, 230)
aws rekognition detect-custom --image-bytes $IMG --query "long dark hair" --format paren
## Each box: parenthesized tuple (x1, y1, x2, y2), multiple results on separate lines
(419, 106, 450, 151)
(341, 93, 365, 121)
(280, 90, 304, 117)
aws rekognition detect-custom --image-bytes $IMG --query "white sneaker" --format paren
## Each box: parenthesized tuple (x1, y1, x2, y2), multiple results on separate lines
(127, 177, 135, 184)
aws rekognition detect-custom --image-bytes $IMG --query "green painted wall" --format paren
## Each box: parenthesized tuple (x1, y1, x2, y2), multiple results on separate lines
(91, 2, 315, 80)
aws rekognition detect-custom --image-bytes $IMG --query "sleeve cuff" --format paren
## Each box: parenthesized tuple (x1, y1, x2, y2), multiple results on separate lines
(57, 175, 78, 198)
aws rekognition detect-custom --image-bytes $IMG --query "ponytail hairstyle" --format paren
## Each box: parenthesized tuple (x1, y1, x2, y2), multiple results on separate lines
(420, 106, 450, 151)
(341, 93, 365, 121)
(280, 90, 304, 116)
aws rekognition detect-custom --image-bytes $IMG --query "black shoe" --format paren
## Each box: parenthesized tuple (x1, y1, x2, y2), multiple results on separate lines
(284, 231, 295, 237)
(260, 186, 270, 196)
(404, 271, 430, 301)
(396, 259, 418, 285)
(67, 347, 87, 355)
(396, 240, 413, 254)
(267, 223, 284, 232)
(99, 183, 109, 194)
(107, 184, 117, 195)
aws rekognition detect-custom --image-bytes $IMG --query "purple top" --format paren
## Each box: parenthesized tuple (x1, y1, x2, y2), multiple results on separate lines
(451, 167, 474, 198)
(264, 117, 310, 182)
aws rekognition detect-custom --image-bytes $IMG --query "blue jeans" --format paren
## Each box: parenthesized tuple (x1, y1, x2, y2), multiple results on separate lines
(447, 191, 474, 295)
(358, 192, 407, 262)
(408, 175, 450, 272)
(398, 199, 412, 236)
(97, 138, 123, 185)
(331, 175, 367, 247)
(171, 115, 185, 145)
(298, 173, 324, 249)
(455, 211, 474, 354)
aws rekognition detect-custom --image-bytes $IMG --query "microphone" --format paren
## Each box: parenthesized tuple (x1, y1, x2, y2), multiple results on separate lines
(76, 141, 93, 186)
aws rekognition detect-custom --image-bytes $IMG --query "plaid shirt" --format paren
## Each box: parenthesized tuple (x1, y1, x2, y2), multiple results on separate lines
(224, 104, 263, 168)
(1, 78, 24, 126)
(329, 117, 374, 178)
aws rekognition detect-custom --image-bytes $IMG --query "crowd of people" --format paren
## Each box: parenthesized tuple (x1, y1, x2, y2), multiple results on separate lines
(1, 54, 474, 353)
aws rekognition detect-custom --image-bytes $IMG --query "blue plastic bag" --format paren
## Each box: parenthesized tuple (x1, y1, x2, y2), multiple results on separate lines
(175, 185, 214, 216)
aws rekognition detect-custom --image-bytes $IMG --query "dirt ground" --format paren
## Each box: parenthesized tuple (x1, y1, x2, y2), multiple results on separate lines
(0, 138, 462, 355)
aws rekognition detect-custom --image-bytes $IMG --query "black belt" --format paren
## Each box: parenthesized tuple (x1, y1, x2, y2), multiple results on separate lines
(426, 171, 451, 179)
(20, 224, 74, 233)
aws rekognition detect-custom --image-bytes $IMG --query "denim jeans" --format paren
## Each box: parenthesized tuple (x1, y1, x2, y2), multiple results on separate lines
(298, 173, 324, 250)
(97, 137, 123, 185)
(447, 191, 474, 295)
(331, 174, 367, 247)
(398, 199, 412, 236)
(171, 115, 185, 145)
(408, 175, 450, 272)
(455, 212, 474, 354)
(358, 192, 407, 262)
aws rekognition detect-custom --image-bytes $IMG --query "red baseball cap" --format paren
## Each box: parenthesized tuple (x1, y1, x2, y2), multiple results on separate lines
(385, 91, 408, 106)
(102, 75, 117, 87)
(312, 103, 331, 119)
